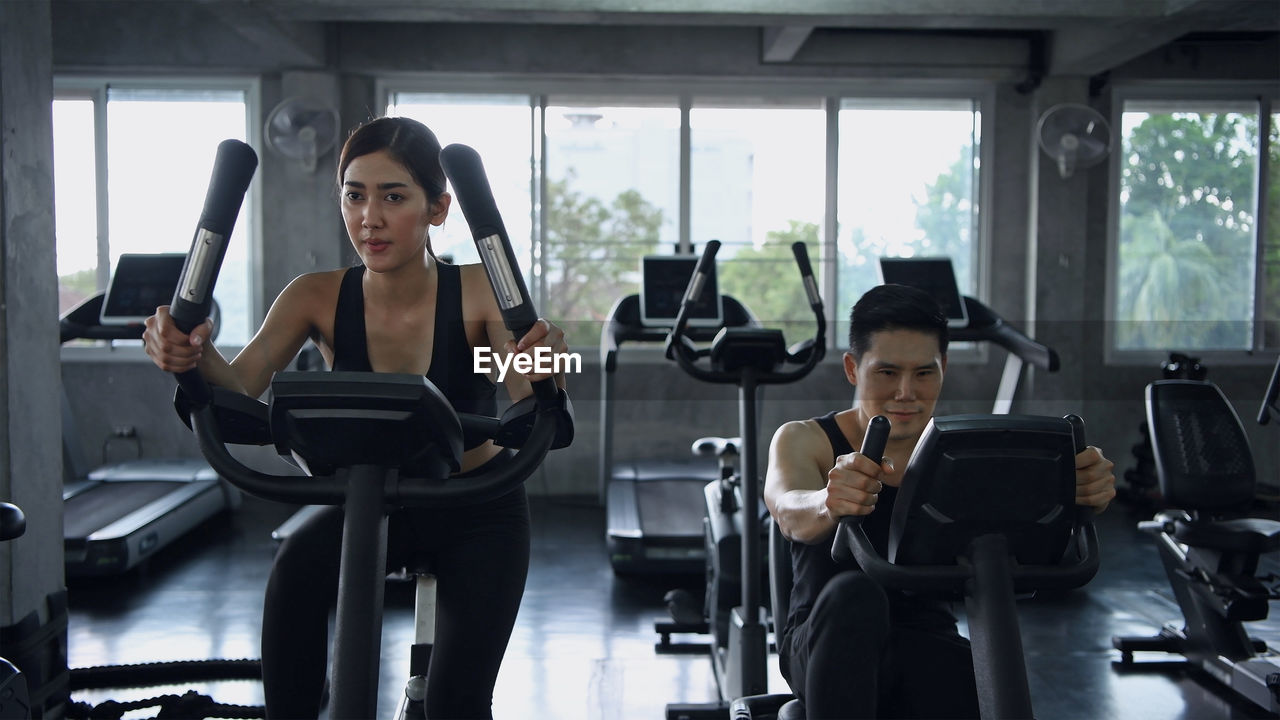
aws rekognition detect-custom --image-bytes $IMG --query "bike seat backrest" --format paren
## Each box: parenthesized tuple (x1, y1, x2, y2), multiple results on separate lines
(1146, 380, 1256, 513)
(889, 414, 1077, 569)
(269, 371, 464, 479)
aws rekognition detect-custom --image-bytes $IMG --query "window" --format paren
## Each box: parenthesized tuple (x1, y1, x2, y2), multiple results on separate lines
(836, 99, 982, 343)
(54, 81, 257, 346)
(382, 86, 988, 351)
(387, 94, 534, 268)
(691, 99, 825, 345)
(543, 99, 680, 344)
(1112, 92, 1278, 354)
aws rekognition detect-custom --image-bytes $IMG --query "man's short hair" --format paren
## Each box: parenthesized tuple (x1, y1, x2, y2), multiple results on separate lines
(848, 284, 949, 360)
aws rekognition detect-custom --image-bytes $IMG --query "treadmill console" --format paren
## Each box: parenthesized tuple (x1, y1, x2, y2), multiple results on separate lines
(100, 253, 187, 325)
(640, 254, 723, 328)
(877, 257, 969, 329)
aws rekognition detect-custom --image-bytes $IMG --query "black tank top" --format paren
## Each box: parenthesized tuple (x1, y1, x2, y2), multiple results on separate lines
(784, 410, 900, 634)
(331, 262, 498, 449)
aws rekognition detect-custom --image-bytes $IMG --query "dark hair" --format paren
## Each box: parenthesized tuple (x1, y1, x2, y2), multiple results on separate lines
(848, 283, 949, 360)
(338, 116, 447, 202)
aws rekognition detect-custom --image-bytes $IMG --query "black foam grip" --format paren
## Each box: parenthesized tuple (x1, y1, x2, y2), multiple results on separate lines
(791, 241, 814, 280)
(1065, 414, 1086, 454)
(200, 139, 259, 236)
(860, 415, 890, 463)
(439, 143, 537, 336)
(691, 240, 720, 293)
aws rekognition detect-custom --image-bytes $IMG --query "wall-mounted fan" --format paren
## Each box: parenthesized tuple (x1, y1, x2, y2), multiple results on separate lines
(264, 96, 339, 173)
(1036, 103, 1112, 179)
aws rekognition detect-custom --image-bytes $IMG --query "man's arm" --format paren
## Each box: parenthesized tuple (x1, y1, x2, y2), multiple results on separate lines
(765, 420, 888, 546)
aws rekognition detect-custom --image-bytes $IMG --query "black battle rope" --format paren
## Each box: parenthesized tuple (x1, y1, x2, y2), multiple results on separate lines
(66, 658, 265, 719)
(66, 690, 265, 719)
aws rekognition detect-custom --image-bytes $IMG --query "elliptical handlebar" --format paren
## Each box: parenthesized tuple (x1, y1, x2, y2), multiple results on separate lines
(664, 239, 827, 385)
(169, 139, 259, 410)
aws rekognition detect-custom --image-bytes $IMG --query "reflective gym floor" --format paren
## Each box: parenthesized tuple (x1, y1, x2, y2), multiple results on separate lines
(67, 494, 1280, 719)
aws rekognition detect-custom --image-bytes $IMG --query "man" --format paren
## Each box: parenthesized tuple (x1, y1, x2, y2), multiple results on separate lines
(764, 283, 1115, 719)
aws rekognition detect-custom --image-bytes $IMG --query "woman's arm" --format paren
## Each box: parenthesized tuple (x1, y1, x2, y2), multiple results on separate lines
(144, 272, 332, 399)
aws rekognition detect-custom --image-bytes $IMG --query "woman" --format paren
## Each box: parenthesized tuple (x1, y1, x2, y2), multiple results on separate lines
(144, 116, 567, 718)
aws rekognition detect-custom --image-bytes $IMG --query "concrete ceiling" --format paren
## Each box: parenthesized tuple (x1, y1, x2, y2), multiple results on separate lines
(231, 0, 1278, 75)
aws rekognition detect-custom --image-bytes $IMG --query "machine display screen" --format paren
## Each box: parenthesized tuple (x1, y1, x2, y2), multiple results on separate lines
(877, 257, 969, 328)
(100, 253, 187, 325)
(640, 255, 724, 328)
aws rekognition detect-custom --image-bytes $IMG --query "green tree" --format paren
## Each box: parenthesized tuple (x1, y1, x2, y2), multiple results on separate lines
(913, 146, 975, 294)
(717, 221, 819, 344)
(1118, 112, 1258, 349)
(543, 170, 663, 341)
(58, 267, 98, 315)
(1264, 116, 1280, 347)
(1117, 210, 1231, 348)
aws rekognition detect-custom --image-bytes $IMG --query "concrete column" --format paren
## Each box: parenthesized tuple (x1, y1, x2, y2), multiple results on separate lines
(0, 1, 70, 716)
(1025, 77, 1096, 417)
(259, 71, 346, 307)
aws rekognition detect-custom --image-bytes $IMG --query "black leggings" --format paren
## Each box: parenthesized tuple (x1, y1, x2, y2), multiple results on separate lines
(261, 477, 530, 719)
(781, 572, 980, 720)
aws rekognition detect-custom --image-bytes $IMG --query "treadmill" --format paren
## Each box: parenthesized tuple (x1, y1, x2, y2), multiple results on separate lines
(59, 253, 240, 577)
(878, 257, 1060, 412)
(601, 254, 758, 575)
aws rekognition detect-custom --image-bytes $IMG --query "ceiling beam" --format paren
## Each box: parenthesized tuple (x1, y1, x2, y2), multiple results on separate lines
(762, 25, 814, 63)
(1048, 0, 1275, 75)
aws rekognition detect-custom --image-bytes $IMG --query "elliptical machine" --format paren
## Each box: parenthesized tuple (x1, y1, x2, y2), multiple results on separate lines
(164, 140, 573, 719)
(660, 240, 826, 718)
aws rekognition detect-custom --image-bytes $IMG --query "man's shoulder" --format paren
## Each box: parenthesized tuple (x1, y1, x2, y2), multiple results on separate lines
(773, 417, 836, 459)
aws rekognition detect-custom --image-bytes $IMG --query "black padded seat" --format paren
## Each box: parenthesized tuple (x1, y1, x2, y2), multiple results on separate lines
(1171, 517, 1280, 555)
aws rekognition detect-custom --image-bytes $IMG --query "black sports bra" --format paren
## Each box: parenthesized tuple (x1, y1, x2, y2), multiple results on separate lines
(331, 262, 498, 449)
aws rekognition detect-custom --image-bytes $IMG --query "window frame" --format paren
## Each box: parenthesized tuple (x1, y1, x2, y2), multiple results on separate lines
(379, 75, 994, 360)
(1104, 81, 1278, 366)
(54, 74, 263, 358)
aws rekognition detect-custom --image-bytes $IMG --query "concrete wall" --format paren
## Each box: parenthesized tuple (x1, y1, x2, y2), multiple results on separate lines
(2, 0, 63, 626)
(44, 12, 1280, 502)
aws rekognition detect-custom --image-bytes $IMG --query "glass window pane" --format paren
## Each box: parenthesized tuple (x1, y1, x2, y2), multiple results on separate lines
(1115, 101, 1258, 351)
(106, 88, 251, 345)
(1264, 109, 1279, 349)
(53, 98, 99, 316)
(691, 101, 825, 345)
(544, 100, 679, 343)
(388, 94, 533, 269)
(836, 99, 980, 346)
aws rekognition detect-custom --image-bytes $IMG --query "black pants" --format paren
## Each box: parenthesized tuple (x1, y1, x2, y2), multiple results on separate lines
(261, 478, 531, 719)
(781, 571, 980, 720)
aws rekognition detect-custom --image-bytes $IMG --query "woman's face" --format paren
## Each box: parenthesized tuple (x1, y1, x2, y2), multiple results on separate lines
(340, 149, 448, 271)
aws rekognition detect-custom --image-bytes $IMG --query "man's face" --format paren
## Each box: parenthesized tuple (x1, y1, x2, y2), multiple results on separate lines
(844, 329, 947, 442)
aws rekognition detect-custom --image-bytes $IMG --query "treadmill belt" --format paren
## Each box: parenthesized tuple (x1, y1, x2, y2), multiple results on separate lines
(636, 479, 706, 537)
(64, 481, 182, 539)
